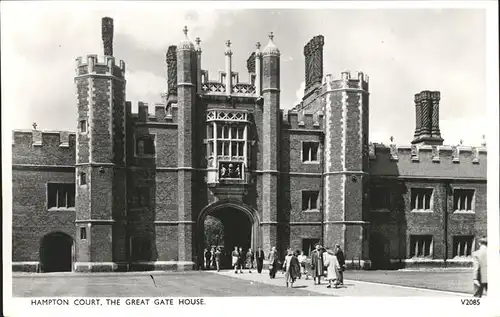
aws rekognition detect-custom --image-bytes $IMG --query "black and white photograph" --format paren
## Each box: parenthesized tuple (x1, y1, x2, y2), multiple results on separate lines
(2, 1, 499, 317)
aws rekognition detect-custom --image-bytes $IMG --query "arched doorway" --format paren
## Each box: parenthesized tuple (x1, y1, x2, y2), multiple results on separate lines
(197, 200, 259, 269)
(40, 232, 73, 272)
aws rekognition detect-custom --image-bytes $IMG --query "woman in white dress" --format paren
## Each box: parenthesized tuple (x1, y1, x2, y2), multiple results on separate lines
(323, 246, 341, 288)
(297, 251, 308, 279)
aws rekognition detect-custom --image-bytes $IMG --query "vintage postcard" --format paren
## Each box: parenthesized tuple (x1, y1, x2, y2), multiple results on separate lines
(2, 1, 499, 317)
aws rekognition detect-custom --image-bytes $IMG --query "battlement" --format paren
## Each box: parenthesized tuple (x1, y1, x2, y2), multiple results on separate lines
(12, 129, 76, 148)
(200, 70, 256, 96)
(127, 101, 179, 124)
(281, 109, 324, 131)
(323, 71, 369, 91)
(369, 142, 487, 179)
(12, 129, 76, 166)
(75, 54, 126, 78)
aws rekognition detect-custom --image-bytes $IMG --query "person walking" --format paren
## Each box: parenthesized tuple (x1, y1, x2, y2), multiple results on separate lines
(282, 249, 301, 288)
(268, 246, 278, 279)
(211, 246, 217, 269)
(215, 247, 222, 272)
(310, 243, 324, 285)
(324, 246, 341, 288)
(232, 246, 240, 273)
(204, 248, 212, 270)
(237, 247, 245, 273)
(472, 238, 488, 297)
(297, 250, 308, 280)
(334, 244, 346, 285)
(255, 247, 265, 273)
(246, 248, 254, 273)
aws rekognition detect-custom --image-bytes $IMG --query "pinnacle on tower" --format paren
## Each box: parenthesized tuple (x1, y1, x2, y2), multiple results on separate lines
(102, 17, 114, 56)
(263, 32, 280, 56)
(178, 26, 195, 51)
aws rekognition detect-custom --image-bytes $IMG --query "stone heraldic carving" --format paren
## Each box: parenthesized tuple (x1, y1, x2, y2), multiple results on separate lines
(12, 130, 76, 148)
(166, 46, 178, 96)
(431, 145, 440, 162)
(411, 144, 419, 162)
(75, 55, 126, 78)
(368, 143, 376, 160)
(389, 144, 399, 161)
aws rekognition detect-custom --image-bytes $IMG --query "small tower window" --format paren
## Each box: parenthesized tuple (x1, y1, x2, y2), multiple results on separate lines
(136, 135, 155, 156)
(80, 227, 87, 240)
(79, 120, 87, 133)
(79, 172, 87, 185)
(302, 142, 319, 163)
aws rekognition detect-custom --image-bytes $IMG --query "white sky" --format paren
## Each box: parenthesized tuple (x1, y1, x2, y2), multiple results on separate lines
(0, 2, 490, 146)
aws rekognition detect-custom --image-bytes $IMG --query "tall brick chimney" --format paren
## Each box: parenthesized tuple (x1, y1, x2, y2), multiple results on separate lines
(102, 17, 114, 56)
(166, 45, 178, 96)
(303, 35, 324, 96)
(412, 90, 444, 145)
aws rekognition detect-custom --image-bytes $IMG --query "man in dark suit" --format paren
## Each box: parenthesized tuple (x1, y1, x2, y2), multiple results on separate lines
(472, 237, 488, 297)
(334, 244, 346, 285)
(255, 247, 265, 273)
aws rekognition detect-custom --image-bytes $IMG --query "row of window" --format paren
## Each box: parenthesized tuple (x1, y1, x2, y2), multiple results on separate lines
(372, 188, 475, 212)
(301, 235, 475, 258)
(46, 183, 477, 213)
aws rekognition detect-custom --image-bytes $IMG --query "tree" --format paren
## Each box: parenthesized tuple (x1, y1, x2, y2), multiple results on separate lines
(204, 216, 224, 248)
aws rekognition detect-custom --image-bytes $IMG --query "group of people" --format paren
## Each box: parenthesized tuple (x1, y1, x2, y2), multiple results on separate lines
(231, 246, 266, 273)
(268, 243, 346, 289)
(203, 246, 222, 271)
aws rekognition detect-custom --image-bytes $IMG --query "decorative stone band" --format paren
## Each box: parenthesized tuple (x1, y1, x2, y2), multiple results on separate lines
(323, 171, 369, 176)
(177, 82, 195, 87)
(261, 87, 280, 93)
(74, 219, 116, 224)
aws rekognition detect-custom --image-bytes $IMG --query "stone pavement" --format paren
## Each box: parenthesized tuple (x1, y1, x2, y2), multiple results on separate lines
(211, 269, 470, 297)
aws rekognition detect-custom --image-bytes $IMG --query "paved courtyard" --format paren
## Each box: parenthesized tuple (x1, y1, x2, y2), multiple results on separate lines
(13, 269, 473, 297)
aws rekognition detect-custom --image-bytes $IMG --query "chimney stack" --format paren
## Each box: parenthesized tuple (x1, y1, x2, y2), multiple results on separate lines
(166, 45, 178, 96)
(412, 90, 444, 145)
(102, 17, 114, 56)
(303, 35, 324, 96)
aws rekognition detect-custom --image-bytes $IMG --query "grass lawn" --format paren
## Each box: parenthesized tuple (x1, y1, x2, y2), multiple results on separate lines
(13, 271, 326, 297)
(346, 269, 472, 294)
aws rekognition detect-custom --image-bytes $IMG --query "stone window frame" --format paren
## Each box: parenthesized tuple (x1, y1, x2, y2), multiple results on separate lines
(452, 235, 474, 258)
(409, 234, 434, 259)
(370, 186, 392, 212)
(410, 187, 434, 213)
(302, 238, 320, 257)
(79, 172, 87, 186)
(134, 133, 156, 158)
(301, 190, 320, 212)
(46, 182, 75, 211)
(79, 119, 88, 134)
(452, 188, 476, 214)
(80, 227, 87, 240)
(301, 141, 320, 164)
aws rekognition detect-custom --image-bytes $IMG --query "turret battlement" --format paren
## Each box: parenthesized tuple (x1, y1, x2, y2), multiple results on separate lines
(75, 54, 126, 78)
(369, 142, 487, 165)
(127, 101, 179, 124)
(323, 71, 369, 91)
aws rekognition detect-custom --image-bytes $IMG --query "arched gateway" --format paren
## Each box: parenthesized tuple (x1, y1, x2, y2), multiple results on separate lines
(196, 200, 260, 269)
(39, 232, 74, 272)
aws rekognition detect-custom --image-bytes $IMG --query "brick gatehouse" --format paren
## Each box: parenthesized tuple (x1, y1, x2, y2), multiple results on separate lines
(12, 18, 487, 272)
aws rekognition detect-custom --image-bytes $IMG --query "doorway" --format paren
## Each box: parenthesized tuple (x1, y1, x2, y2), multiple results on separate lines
(39, 232, 73, 272)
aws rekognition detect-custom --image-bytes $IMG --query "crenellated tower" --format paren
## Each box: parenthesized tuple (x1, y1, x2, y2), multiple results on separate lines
(260, 33, 281, 252)
(323, 71, 370, 267)
(176, 26, 197, 269)
(74, 17, 127, 272)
